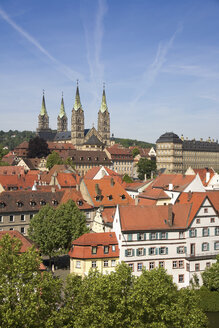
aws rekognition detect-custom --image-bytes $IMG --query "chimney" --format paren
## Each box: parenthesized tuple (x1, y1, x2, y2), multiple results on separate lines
(169, 183, 173, 191)
(110, 178, 115, 187)
(51, 187, 55, 193)
(206, 171, 210, 183)
(187, 190, 192, 202)
(135, 196, 139, 206)
(76, 184, 79, 191)
(168, 204, 174, 226)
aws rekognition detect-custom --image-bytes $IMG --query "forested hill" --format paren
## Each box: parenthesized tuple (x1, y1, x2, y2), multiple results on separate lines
(0, 130, 36, 150)
(0, 130, 155, 150)
(114, 138, 155, 148)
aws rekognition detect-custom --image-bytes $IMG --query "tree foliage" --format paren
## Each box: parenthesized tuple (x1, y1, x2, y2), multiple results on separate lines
(0, 234, 61, 328)
(137, 158, 157, 180)
(114, 138, 155, 149)
(0, 130, 36, 150)
(28, 200, 89, 259)
(132, 147, 140, 158)
(27, 136, 50, 158)
(46, 151, 63, 170)
(202, 254, 219, 292)
(122, 174, 133, 183)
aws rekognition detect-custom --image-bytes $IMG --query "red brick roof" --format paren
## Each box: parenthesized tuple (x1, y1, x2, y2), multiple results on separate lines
(83, 176, 134, 207)
(68, 232, 119, 259)
(119, 203, 193, 231)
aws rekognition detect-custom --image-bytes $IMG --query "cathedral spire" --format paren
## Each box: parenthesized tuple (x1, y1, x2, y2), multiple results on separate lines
(59, 92, 66, 118)
(40, 90, 47, 116)
(73, 80, 82, 111)
(100, 83, 108, 113)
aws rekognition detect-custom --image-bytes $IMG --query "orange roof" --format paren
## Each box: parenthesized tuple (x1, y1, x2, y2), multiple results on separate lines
(61, 189, 93, 210)
(138, 198, 157, 206)
(0, 231, 34, 252)
(101, 207, 116, 224)
(84, 166, 119, 179)
(0, 166, 25, 175)
(68, 232, 119, 259)
(194, 168, 214, 186)
(139, 187, 170, 200)
(119, 203, 193, 231)
(151, 174, 195, 191)
(206, 191, 219, 212)
(0, 174, 37, 190)
(83, 176, 134, 207)
(56, 172, 77, 188)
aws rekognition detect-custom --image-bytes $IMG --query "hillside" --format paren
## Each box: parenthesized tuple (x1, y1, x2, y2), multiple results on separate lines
(114, 138, 155, 149)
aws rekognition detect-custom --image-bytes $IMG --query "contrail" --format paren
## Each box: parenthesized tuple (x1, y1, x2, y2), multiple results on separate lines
(0, 6, 82, 81)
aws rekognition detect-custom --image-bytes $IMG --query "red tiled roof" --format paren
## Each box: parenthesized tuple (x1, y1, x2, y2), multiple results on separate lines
(194, 168, 214, 186)
(101, 207, 116, 224)
(151, 174, 195, 191)
(138, 198, 157, 206)
(0, 166, 25, 175)
(56, 172, 77, 188)
(83, 176, 134, 207)
(139, 187, 170, 200)
(61, 189, 93, 210)
(119, 203, 193, 231)
(84, 166, 119, 179)
(0, 174, 38, 191)
(68, 232, 119, 259)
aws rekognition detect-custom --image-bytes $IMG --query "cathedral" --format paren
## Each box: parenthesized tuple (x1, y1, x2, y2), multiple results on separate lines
(36, 83, 111, 148)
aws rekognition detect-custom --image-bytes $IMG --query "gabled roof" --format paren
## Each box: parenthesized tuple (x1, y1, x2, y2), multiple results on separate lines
(124, 180, 152, 192)
(119, 204, 193, 231)
(84, 166, 119, 180)
(0, 231, 34, 253)
(101, 207, 116, 224)
(193, 168, 214, 186)
(61, 189, 93, 210)
(84, 134, 104, 146)
(82, 176, 134, 207)
(55, 172, 78, 188)
(178, 191, 219, 215)
(151, 174, 196, 192)
(139, 187, 170, 200)
(0, 166, 25, 175)
(68, 232, 119, 259)
(0, 174, 38, 191)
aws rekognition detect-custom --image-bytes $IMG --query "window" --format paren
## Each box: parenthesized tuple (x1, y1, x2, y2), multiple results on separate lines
(202, 227, 209, 237)
(159, 247, 168, 255)
(137, 233, 145, 241)
(40, 200, 46, 206)
(159, 261, 164, 268)
(21, 214, 25, 221)
(172, 261, 178, 269)
(137, 263, 143, 271)
(215, 227, 219, 236)
(128, 263, 134, 271)
(137, 248, 145, 256)
(111, 260, 116, 267)
(179, 231, 184, 239)
(149, 262, 155, 270)
(202, 243, 209, 251)
(92, 261, 97, 268)
(160, 232, 167, 239)
(178, 274, 184, 283)
(214, 242, 219, 250)
(16, 201, 23, 207)
(150, 232, 157, 240)
(20, 227, 25, 234)
(178, 260, 184, 269)
(104, 246, 109, 254)
(196, 218, 200, 224)
(128, 234, 132, 241)
(9, 228, 14, 231)
(76, 261, 81, 268)
(0, 216, 3, 223)
(0, 202, 6, 208)
(177, 246, 186, 254)
(30, 214, 33, 219)
(186, 263, 190, 271)
(204, 208, 208, 213)
(92, 246, 97, 254)
(112, 245, 116, 252)
(30, 201, 36, 207)
(210, 218, 215, 223)
(195, 263, 200, 271)
(149, 247, 156, 255)
(206, 262, 211, 268)
(9, 215, 14, 222)
(108, 195, 113, 201)
(104, 260, 109, 267)
(189, 229, 196, 238)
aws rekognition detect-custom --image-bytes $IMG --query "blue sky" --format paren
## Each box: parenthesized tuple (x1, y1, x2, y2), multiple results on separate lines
(0, 0, 219, 143)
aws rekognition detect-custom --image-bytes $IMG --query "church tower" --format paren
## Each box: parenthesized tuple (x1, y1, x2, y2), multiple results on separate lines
(71, 82, 84, 145)
(98, 85, 110, 146)
(57, 93, 68, 132)
(37, 91, 50, 132)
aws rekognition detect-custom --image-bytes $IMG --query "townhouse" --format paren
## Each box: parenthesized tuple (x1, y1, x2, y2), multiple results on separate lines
(113, 196, 219, 288)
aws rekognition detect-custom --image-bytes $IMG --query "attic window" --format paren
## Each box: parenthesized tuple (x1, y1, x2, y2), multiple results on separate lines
(0, 202, 6, 208)
(108, 195, 113, 200)
(120, 194, 126, 200)
(77, 200, 83, 206)
(104, 157, 107, 161)
(16, 201, 23, 207)
(95, 195, 103, 201)
(52, 200, 58, 206)
(30, 201, 36, 207)
(95, 157, 98, 161)
(88, 157, 91, 161)
(80, 157, 83, 160)
(40, 200, 46, 206)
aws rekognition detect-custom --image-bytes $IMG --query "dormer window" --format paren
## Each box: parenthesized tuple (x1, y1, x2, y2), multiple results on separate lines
(16, 201, 23, 207)
(92, 246, 97, 254)
(80, 157, 83, 160)
(0, 202, 6, 208)
(95, 195, 103, 201)
(104, 246, 109, 254)
(108, 195, 113, 201)
(121, 194, 126, 200)
(95, 157, 98, 161)
(40, 200, 46, 206)
(77, 200, 83, 206)
(52, 200, 58, 206)
(30, 201, 36, 207)
(88, 157, 91, 161)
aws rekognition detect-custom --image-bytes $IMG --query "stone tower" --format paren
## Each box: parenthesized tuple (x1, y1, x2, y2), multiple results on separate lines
(57, 94, 68, 132)
(37, 92, 50, 132)
(71, 83, 84, 145)
(98, 85, 110, 146)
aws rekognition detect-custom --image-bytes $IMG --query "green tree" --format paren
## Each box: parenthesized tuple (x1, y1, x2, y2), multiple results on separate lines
(122, 174, 133, 183)
(202, 254, 219, 291)
(28, 200, 89, 262)
(0, 234, 61, 328)
(27, 136, 50, 158)
(132, 147, 140, 158)
(63, 157, 75, 169)
(46, 151, 63, 170)
(137, 158, 156, 180)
